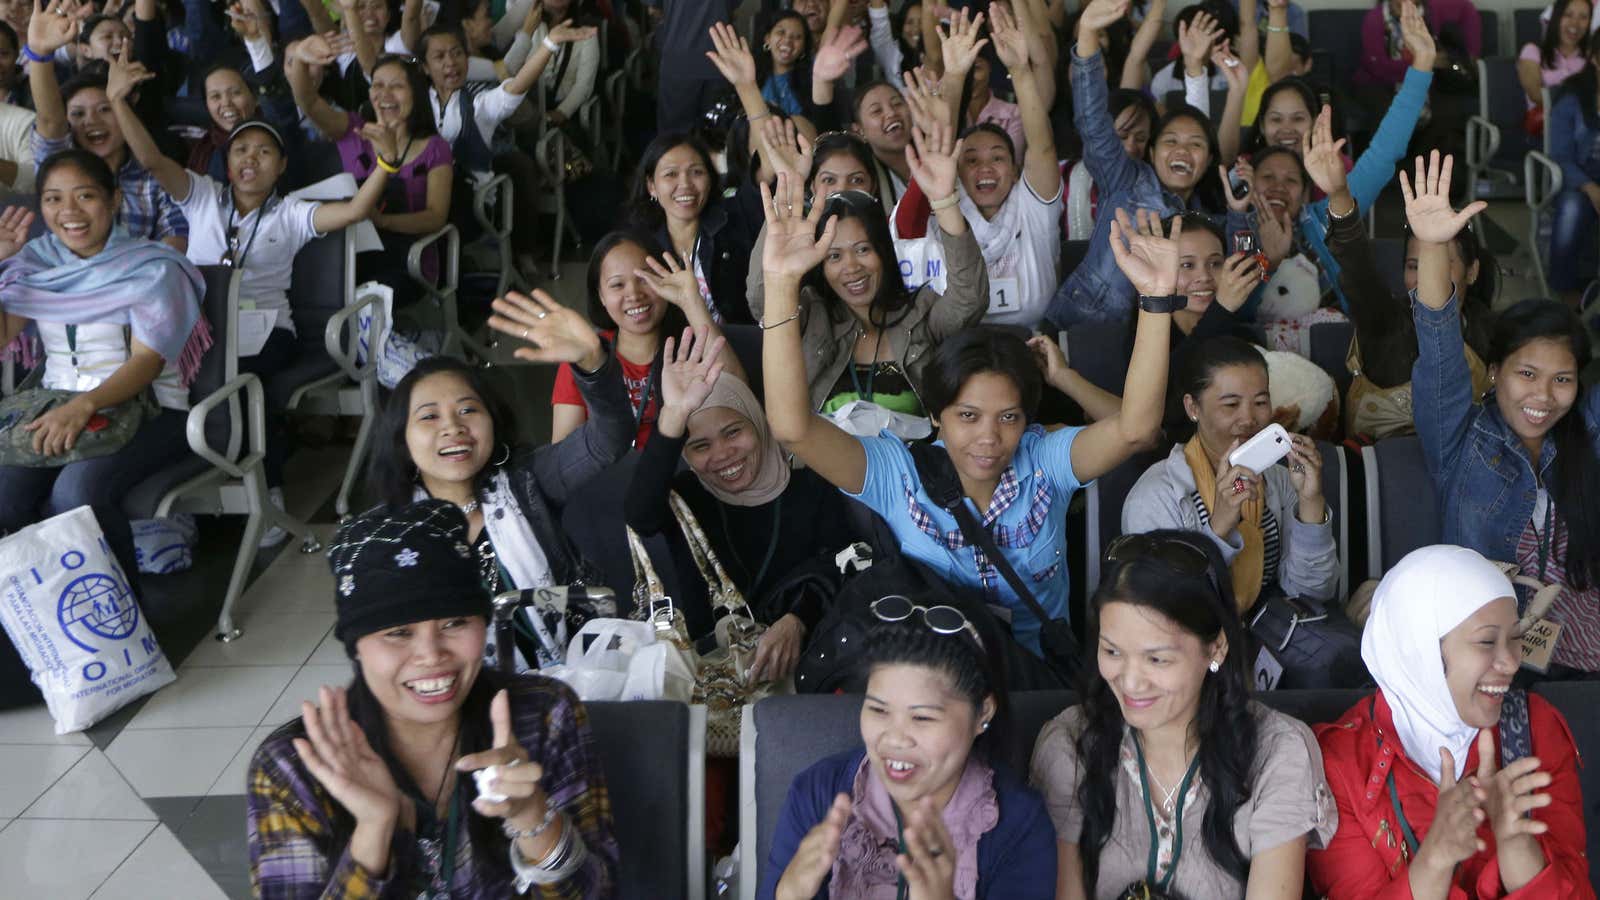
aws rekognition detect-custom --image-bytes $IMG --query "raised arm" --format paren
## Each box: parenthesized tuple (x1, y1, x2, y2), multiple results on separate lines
(635, 250, 747, 384)
(285, 35, 357, 140)
(1068, 208, 1174, 481)
(819, 0, 851, 55)
(0, 207, 35, 346)
(812, 24, 868, 110)
(1213, 41, 1249, 166)
(1120, 0, 1166, 89)
(991, 2, 1059, 198)
(506, 19, 596, 98)
(397, 0, 422, 56)
(865, 0, 903, 86)
(299, 0, 335, 36)
(1075, 0, 1144, 193)
(1236, 0, 1260, 73)
(1263, 0, 1295, 80)
(311, 123, 397, 233)
(1347, 0, 1435, 208)
(107, 47, 187, 199)
(936, 8, 985, 127)
(705, 22, 772, 122)
(1401, 152, 1484, 312)
(1029, 334, 1124, 422)
(26, 0, 90, 141)
(627, 327, 727, 536)
(338, 0, 381, 79)
(759, 172, 866, 494)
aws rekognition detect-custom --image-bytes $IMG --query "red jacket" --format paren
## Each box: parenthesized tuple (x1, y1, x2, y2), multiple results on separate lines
(1308, 690, 1592, 900)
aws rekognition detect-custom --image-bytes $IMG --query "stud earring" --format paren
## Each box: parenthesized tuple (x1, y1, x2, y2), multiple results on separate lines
(1208, 658, 1221, 673)
(980, 720, 990, 731)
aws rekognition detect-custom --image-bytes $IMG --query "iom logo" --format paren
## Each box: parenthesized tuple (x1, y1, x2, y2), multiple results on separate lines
(55, 552, 138, 652)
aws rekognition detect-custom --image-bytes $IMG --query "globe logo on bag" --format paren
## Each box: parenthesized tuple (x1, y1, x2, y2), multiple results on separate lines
(57, 565, 139, 651)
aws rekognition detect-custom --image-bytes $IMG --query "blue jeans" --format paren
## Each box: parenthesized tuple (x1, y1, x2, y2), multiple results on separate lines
(1549, 190, 1599, 292)
(0, 408, 187, 585)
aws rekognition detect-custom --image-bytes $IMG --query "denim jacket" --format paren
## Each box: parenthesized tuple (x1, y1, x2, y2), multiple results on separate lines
(1412, 293, 1600, 562)
(1549, 91, 1600, 196)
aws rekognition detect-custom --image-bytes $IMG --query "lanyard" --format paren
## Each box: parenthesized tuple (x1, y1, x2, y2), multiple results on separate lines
(849, 329, 886, 402)
(222, 193, 271, 271)
(716, 496, 782, 593)
(1386, 770, 1422, 858)
(1133, 734, 1201, 892)
(435, 777, 462, 894)
(894, 804, 909, 900)
(630, 367, 656, 448)
(1534, 493, 1554, 581)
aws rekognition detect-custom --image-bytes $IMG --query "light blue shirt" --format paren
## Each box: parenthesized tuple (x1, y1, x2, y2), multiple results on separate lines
(845, 426, 1088, 653)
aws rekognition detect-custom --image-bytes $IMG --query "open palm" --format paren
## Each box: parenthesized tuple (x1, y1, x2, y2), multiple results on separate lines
(762, 174, 836, 278)
(814, 26, 867, 82)
(906, 119, 960, 200)
(487, 290, 604, 365)
(660, 327, 726, 413)
(706, 22, 757, 87)
(1300, 107, 1348, 197)
(1109, 208, 1181, 296)
(0, 206, 34, 262)
(1400, 151, 1485, 245)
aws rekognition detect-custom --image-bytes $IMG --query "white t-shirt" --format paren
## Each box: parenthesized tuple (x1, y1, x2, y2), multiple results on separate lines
(177, 172, 324, 337)
(337, 30, 413, 77)
(954, 178, 1064, 331)
(429, 82, 527, 179)
(38, 321, 188, 411)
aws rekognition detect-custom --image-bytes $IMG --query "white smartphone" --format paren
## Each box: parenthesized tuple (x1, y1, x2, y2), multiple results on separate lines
(1228, 424, 1292, 474)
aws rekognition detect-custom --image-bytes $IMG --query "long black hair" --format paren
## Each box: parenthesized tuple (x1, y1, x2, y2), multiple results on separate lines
(1247, 77, 1324, 154)
(754, 10, 816, 116)
(1488, 300, 1600, 589)
(805, 189, 913, 327)
(1403, 220, 1498, 358)
(863, 618, 1012, 765)
(626, 131, 719, 231)
(1541, 0, 1593, 68)
(806, 131, 881, 198)
(366, 54, 439, 138)
(265, 664, 515, 883)
(38, 148, 116, 201)
(583, 228, 690, 339)
(368, 356, 517, 509)
(1073, 529, 1257, 894)
(921, 326, 1043, 422)
(1111, 88, 1159, 156)
(1150, 103, 1226, 211)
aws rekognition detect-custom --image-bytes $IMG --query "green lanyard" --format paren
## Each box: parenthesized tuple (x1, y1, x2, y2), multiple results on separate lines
(434, 779, 462, 895)
(1132, 735, 1201, 893)
(893, 804, 909, 900)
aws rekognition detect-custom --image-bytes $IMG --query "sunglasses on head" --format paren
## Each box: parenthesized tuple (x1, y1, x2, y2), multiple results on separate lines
(1105, 533, 1213, 580)
(870, 594, 985, 650)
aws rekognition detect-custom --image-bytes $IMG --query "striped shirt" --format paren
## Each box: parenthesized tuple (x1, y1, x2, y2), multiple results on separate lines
(1516, 500, 1600, 672)
(247, 675, 617, 899)
(31, 128, 187, 243)
(1191, 490, 1283, 595)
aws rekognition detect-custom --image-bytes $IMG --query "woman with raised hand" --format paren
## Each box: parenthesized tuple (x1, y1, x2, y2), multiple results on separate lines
(1308, 545, 1592, 899)
(756, 114, 987, 421)
(0, 150, 206, 592)
(761, 160, 1172, 661)
(1044, 0, 1233, 330)
(1406, 150, 1600, 678)
(1032, 529, 1335, 899)
(1302, 107, 1495, 440)
(247, 499, 618, 896)
(768, 618, 1056, 899)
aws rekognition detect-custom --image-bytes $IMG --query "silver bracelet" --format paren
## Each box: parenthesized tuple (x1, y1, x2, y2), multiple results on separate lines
(759, 308, 801, 330)
(542, 35, 561, 53)
(501, 804, 559, 843)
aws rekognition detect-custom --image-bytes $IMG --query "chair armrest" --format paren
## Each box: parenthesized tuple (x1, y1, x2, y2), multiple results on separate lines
(186, 372, 264, 478)
(325, 290, 387, 383)
(1465, 115, 1500, 171)
(405, 223, 460, 296)
(1526, 150, 1563, 212)
(534, 128, 566, 184)
(473, 173, 513, 240)
(578, 95, 601, 141)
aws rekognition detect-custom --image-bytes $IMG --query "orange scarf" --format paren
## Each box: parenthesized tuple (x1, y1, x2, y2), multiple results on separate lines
(1184, 436, 1264, 610)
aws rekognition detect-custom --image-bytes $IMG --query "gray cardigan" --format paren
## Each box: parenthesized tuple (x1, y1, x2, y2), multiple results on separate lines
(746, 221, 990, 412)
(1121, 443, 1340, 601)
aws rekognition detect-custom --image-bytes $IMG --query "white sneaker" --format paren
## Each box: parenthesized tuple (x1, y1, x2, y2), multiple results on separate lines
(259, 487, 289, 548)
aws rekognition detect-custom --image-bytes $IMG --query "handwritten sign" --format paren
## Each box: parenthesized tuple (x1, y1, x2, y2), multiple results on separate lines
(1520, 618, 1563, 673)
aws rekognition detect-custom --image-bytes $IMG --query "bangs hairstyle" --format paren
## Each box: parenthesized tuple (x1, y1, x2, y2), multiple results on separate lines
(626, 131, 720, 230)
(1176, 333, 1268, 408)
(1150, 103, 1225, 210)
(755, 10, 816, 105)
(920, 326, 1043, 422)
(1249, 145, 1311, 197)
(78, 14, 125, 44)
(959, 121, 1017, 167)
(417, 22, 468, 62)
(37, 148, 117, 201)
(365, 55, 438, 138)
(1074, 528, 1256, 893)
(60, 65, 108, 105)
(583, 229, 690, 335)
(804, 189, 912, 325)
(807, 131, 880, 197)
(1488, 299, 1600, 588)
(851, 79, 904, 126)
(863, 618, 1012, 764)
(1542, 0, 1593, 68)
(367, 356, 517, 509)
(1248, 77, 1328, 153)
(1110, 88, 1158, 153)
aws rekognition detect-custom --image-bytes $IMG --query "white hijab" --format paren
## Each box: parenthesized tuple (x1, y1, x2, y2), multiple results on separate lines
(1361, 545, 1516, 784)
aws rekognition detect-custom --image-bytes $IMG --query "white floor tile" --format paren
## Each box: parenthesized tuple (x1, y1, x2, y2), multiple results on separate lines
(105, 727, 257, 798)
(261, 665, 354, 730)
(308, 629, 350, 666)
(239, 566, 336, 614)
(0, 818, 153, 899)
(124, 665, 298, 730)
(91, 824, 227, 900)
(206, 726, 278, 798)
(0, 744, 88, 816)
(181, 612, 335, 667)
(22, 749, 155, 821)
(0, 704, 93, 745)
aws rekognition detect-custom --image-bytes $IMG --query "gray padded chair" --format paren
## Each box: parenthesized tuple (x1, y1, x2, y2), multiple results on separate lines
(585, 700, 705, 900)
(1361, 435, 1443, 579)
(1514, 8, 1544, 49)
(123, 265, 319, 640)
(1308, 320, 1354, 401)
(1063, 318, 1132, 396)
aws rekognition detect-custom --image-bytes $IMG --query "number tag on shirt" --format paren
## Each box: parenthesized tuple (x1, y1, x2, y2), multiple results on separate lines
(1253, 647, 1284, 691)
(987, 276, 1020, 314)
(1520, 618, 1562, 673)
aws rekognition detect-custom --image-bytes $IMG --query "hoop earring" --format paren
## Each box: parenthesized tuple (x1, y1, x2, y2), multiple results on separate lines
(492, 443, 512, 467)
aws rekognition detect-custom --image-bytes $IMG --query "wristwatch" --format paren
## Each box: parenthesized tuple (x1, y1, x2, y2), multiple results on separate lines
(1137, 294, 1186, 313)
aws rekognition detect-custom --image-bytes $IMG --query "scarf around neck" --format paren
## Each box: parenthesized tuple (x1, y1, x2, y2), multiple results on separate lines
(1183, 436, 1263, 610)
(686, 373, 790, 507)
(832, 753, 999, 900)
(0, 227, 210, 385)
(415, 471, 555, 592)
(1362, 545, 1515, 784)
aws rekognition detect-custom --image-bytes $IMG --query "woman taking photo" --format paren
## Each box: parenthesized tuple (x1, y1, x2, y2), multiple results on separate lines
(0, 149, 206, 590)
(761, 147, 1173, 658)
(1308, 545, 1592, 899)
(1123, 335, 1340, 611)
(366, 288, 632, 614)
(1407, 151, 1600, 677)
(766, 618, 1056, 899)
(248, 500, 619, 895)
(1031, 529, 1336, 899)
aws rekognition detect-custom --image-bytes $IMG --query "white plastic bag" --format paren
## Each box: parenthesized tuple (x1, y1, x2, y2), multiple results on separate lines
(541, 619, 656, 701)
(621, 640, 697, 703)
(130, 515, 197, 574)
(0, 506, 176, 733)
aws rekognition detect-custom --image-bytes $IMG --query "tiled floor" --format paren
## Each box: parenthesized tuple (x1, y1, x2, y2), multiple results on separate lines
(0, 262, 582, 897)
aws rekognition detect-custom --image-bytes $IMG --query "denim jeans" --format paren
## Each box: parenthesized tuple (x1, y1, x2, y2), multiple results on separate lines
(1549, 189, 1599, 292)
(0, 408, 187, 584)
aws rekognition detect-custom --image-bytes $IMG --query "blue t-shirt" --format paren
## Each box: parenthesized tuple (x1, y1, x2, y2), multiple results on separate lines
(845, 425, 1086, 653)
(761, 72, 803, 116)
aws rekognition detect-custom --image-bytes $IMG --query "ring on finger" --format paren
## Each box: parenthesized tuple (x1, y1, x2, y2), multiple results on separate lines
(521, 328, 530, 340)
(536, 311, 548, 319)
(927, 845, 944, 858)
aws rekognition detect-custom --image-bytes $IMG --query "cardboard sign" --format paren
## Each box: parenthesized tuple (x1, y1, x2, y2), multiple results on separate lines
(1520, 618, 1562, 673)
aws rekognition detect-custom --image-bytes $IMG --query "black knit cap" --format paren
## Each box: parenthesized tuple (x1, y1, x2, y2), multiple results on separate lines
(326, 499, 490, 657)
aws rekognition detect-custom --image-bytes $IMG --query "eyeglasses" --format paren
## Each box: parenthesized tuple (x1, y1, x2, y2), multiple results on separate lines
(870, 594, 984, 650)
